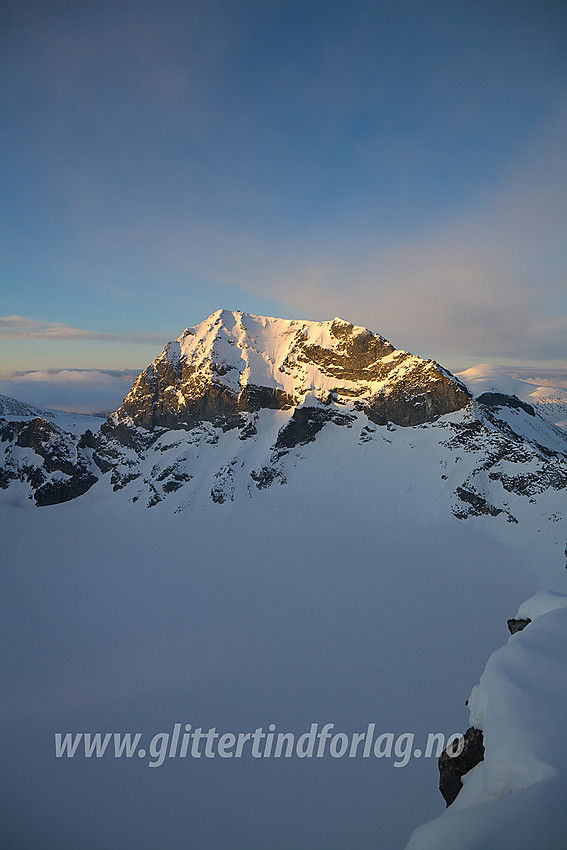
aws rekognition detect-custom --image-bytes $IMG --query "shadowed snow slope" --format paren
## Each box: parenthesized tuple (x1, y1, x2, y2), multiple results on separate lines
(0, 491, 559, 850)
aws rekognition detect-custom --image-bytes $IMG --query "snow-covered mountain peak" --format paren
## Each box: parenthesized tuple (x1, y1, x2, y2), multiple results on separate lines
(172, 309, 393, 381)
(3, 313, 565, 528)
(114, 310, 470, 431)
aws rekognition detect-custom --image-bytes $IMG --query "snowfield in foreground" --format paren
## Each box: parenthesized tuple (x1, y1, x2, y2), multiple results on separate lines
(1, 492, 559, 850)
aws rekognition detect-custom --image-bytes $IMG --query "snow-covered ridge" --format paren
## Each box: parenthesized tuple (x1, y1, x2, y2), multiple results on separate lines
(0, 394, 48, 419)
(457, 364, 567, 431)
(0, 393, 104, 435)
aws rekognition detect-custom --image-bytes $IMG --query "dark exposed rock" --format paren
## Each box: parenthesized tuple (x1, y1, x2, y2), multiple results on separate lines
(1, 420, 21, 442)
(160, 469, 193, 492)
(507, 617, 532, 635)
(92, 454, 114, 474)
(476, 400, 566, 464)
(359, 425, 376, 443)
(477, 392, 535, 416)
(490, 466, 567, 497)
(100, 419, 160, 451)
(111, 471, 141, 492)
(34, 471, 99, 507)
(77, 429, 98, 450)
(237, 384, 295, 412)
(455, 487, 502, 517)
(274, 407, 354, 451)
(77, 428, 116, 473)
(298, 324, 395, 382)
(162, 479, 184, 493)
(249, 466, 287, 489)
(294, 321, 471, 425)
(118, 371, 244, 431)
(296, 323, 470, 430)
(439, 727, 485, 806)
(0, 466, 10, 489)
(210, 485, 230, 504)
(113, 317, 471, 435)
(3, 312, 564, 514)
(363, 371, 471, 427)
(115, 358, 296, 434)
(239, 419, 258, 440)
(154, 466, 192, 493)
(331, 386, 366, 398)
(210, 462, 236, 503)
(22, 464, 46, 488)
(441, 407, 566, 523)
(15, 418, 76, 475)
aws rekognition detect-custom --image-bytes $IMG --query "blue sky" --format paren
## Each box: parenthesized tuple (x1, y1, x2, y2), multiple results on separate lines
(1, 0, 566, 381)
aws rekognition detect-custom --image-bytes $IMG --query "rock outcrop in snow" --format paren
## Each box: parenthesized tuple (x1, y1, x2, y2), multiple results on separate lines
(439, 726, 485, 807)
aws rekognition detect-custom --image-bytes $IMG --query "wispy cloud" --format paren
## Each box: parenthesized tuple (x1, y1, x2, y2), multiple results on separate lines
(504, 367, 567, 390)
(0, 315, 118, 340)
(0, 315, 165, 345)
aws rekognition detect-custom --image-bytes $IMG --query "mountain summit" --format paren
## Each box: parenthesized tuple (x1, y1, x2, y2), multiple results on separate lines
(114, 309, 470, 431)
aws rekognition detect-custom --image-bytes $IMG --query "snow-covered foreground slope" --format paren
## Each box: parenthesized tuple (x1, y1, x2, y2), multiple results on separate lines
(406, 592, 567, 850)
(1, 486, 563, 850)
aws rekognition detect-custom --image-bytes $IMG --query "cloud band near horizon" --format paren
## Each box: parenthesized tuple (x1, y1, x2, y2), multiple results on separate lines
(0, 316, 166, 345)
